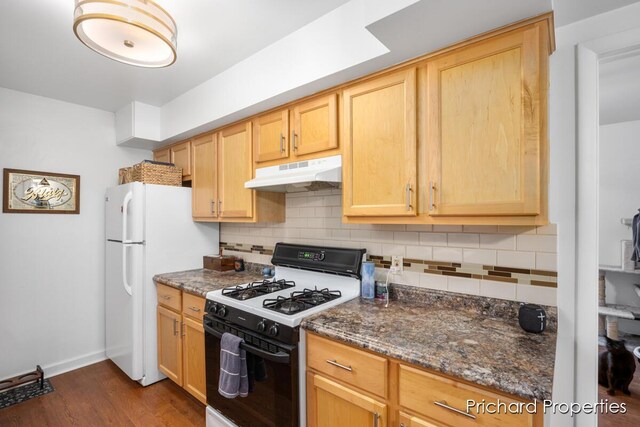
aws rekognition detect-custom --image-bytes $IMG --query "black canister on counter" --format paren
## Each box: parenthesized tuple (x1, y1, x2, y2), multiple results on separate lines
(518, 303, 547, 333)
(234, 259, 245, 272)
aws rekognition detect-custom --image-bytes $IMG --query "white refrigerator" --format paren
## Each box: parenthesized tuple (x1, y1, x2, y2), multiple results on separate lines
(105, 182, 219, 386)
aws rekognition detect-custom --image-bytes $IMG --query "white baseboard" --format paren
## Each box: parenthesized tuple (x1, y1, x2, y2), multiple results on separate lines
(43, 350, 107, 378)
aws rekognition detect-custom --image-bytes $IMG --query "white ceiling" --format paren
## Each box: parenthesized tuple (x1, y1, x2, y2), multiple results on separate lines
(0, 0, 349, 112)
(553, 0, 640, 26)
(600, 52, 640, 125)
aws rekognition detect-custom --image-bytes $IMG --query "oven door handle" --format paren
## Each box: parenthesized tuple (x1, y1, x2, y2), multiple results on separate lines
(204, 324, 291, 364)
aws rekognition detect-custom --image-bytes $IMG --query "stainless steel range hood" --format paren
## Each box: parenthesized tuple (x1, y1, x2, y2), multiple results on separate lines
(244, 155, 341, 193)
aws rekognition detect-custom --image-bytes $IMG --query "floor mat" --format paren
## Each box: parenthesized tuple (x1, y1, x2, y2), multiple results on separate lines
(0, 379, 54, 409)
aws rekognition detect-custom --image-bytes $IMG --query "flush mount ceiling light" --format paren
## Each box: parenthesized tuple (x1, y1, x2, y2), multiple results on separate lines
(73, 0, 177, 68)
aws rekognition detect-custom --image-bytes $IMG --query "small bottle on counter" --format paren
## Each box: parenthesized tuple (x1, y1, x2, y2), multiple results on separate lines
(360, 261, 375, 299)
(375, 281, 388, 300)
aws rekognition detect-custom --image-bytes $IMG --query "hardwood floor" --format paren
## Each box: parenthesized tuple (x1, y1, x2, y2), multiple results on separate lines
(0, 360, 205, 426)
(598, 347, 640, 427)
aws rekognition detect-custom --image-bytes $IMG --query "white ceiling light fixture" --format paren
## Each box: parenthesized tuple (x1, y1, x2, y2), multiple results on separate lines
(73, 0, 177, 68)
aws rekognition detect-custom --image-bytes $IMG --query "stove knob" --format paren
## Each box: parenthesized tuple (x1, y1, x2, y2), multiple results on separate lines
(208, 303, 218, 314)
(268, 324, 279, 337)
(218, 306, 227, 317)
(257, 320, 267, 332)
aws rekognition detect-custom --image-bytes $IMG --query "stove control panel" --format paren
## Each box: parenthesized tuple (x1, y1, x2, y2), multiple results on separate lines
(204, 299, 298, 345)
(297, 250, 325, 261)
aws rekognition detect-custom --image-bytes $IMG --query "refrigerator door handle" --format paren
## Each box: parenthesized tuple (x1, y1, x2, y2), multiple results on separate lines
(122, 190, 133, 244)
(122, 244, 133, 296)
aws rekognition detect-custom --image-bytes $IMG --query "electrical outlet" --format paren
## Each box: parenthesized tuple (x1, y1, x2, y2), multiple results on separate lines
(390, 256, 404, 272)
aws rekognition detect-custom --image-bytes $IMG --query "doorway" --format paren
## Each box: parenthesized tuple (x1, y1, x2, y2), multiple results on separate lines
(597, 50, 640, 427)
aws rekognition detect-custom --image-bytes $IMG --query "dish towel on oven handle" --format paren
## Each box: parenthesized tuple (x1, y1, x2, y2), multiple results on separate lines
(218, 332, 248, 398)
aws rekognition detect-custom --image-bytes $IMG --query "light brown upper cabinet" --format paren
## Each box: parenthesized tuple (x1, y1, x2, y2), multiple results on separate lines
(192, 123, 285, 223)
(191, 133, 217, 219)
(342, 68, 417, 217)
(426, 23, 547, 218)
(153, 148, 170, 163)
(218, 122, 253, 219)
(170, 140, 192, 180)
(253, 109, 289, 163)
(292, 93, 338, 157)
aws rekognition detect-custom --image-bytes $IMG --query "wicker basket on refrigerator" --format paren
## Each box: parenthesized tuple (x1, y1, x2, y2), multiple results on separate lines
(119, 160, 182, 186)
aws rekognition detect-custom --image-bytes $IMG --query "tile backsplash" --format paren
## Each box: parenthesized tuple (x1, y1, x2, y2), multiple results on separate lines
(220, 189, 558, 306)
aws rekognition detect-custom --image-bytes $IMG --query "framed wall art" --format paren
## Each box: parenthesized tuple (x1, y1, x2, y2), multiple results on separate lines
(3, 169, 80, 214)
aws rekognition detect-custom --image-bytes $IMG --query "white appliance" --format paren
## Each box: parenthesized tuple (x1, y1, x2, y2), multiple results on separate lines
(244, 154, 341, 192)
(204, 243, 365, 427)
(105, 182, 219, 386)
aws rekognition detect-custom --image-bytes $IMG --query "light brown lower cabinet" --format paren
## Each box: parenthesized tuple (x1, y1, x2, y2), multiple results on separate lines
(156, 284, 207, 404)
(306, 333, 542, 427)
(307, 372, 387, 427)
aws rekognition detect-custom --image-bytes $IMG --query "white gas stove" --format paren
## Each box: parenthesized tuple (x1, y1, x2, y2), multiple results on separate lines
(203, 243, 366, 427)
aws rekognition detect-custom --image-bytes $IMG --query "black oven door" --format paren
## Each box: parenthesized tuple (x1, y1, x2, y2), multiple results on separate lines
(204, 317, 298, 427)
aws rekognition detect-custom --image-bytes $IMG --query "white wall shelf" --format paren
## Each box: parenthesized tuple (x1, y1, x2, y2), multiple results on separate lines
(599, 264, 640, 274)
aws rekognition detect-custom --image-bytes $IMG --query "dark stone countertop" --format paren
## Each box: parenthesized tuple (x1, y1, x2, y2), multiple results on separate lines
(153, 263, 268, 297)
(301, 285, 557, 401)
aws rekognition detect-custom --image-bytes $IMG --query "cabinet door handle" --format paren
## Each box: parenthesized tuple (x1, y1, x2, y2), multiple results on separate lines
(434, 400, 476, 419)
(218, 199, 222, 215)
(160, 294, 171, 300)
(405, 183, 412, 211)
(188, 306, 201, 312)
(173, 319, 178, 336)
(280, 133, 285, 153)
(373, 412, 380, 427)
(292, 130, 298, 151)
(210, 200, 215, 215)
(326, 359, 352, 372)
(429, 181, 436, 211)
(181, 322, 185, 337)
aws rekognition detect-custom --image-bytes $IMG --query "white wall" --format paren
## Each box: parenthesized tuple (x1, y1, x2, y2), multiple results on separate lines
(599, 120, 640, 335)
(0, 87, 150, 379)
(599, 120, 640, 266)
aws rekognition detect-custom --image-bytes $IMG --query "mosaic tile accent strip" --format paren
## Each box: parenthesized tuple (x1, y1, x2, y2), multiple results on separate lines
(220, 242, 557, 288)
(220, 242, 274, 256)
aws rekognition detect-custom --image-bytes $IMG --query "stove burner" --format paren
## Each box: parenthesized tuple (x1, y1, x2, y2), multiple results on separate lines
(263, 287, 342, 315)
(280, 300, 305, 314)
(238, 289, 257, 300)
(221, 279, 295, 300)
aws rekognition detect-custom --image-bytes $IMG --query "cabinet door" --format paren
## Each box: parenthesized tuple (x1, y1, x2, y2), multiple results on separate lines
(426, 26, 542, 216)
(292, 93, 338, 157)
(157, 306, 182, 385)
(399, 412, 442, 427)
(308, 373, 387, 427)
(218, 122, 253, 218)
(153, 148, 170, 163)
(253, 109, 289, 163)
(343, 69, 417, 217)
(182, 316, 206, 404)
(170, 141, 192, 178)
(191, 133, 218, 219)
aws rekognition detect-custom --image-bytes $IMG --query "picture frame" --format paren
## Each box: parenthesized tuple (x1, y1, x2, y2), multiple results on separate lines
(2, 168, 80, 214)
